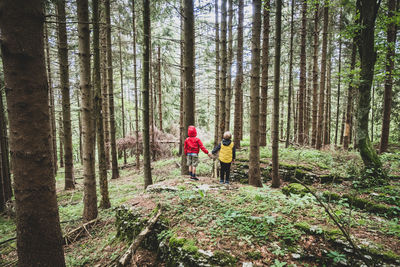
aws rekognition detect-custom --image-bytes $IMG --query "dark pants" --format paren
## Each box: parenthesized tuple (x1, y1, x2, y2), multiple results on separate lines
(220, 161, 231, 183)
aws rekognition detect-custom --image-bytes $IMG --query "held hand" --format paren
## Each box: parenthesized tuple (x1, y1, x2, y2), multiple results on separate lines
(208, 153, 213, 159)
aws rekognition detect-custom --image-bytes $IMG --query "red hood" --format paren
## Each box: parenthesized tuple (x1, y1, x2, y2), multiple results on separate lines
(188, 125, 197, 137)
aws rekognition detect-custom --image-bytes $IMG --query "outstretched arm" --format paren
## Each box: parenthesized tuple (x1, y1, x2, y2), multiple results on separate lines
(198, 139, 209, 154)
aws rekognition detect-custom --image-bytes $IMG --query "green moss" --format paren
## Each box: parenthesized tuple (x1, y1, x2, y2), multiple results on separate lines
(322, 191, 341, 201)
(169, 235, 186, 249)
(211, 250, 238, 266)
(246, 250, 262, 260)
(282, 183, 313, 196)
(279, 162, 312, 171)
(360, 245, 400, 262)
(294, 222, 311, 233)
(182, 239, 199, 255)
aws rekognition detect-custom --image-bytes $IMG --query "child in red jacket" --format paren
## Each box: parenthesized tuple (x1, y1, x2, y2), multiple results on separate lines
(184, 125, 212, 180)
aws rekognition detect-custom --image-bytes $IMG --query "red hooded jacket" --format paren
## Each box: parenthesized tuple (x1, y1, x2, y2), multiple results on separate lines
(184, 126, 209, 155)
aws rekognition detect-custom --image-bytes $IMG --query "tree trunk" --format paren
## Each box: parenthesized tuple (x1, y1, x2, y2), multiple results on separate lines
(77, 0, 98, 221)
(150, 48, 156, 161)
(286, 0, 295, 148)
(100, 5, 110, 169)
(219, 0, 227, 137)
(343, 43, 357, 150)
(324, 29, 333, 146)
(93, 0, 110, 209)
(0, 0, 66, 264)
(272, 0, 282, 188)
(260, 0, 270, 147)
(132, 0, 140, 169)
(158, 46, 163, 132)
(118, 27, 127, 165)
(105, 0, 119, 179)
(58, 112, 64, 168)
(297, 0, 307, 145)
(57, 0, 75, 190)
(181, 0, 196, 175)
(214, 0, 220, 146)
(335, 8, 343, 146)
(142, 0, 153, 187)
(249, 0, 262, 187)
(76, 91, 83, 164)
(316, 2, 329, 149)
(356, 0, 382, 169)
(225, 0, 233, 131)
(311, 2, 320, 147)
(379, 0, 398, 153)
(233, 0, 244, 149)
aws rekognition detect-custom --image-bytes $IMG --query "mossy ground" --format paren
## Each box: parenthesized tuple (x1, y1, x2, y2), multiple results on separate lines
(1, 142, 399, 266)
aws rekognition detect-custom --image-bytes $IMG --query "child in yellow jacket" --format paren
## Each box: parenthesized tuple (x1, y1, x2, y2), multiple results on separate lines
(212, 131, 236, 184)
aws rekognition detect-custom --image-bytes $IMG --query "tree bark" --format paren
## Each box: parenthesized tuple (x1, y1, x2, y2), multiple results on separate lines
(0, 0, 66, 264)
(105, 0, 119, 179)
(118, 28, 127, 165)
(77, 0, 98, 221)
(379, 0, 398, 153)
(272, 0, 282, 188)
(58, 111, 64, 168)
(324, 28, 333, 146)
(142, 0, 153, 187)
(335, 8, 343, 146)
(286, 0, 295, 148)
(132, 0, 140, 169)
(297, 0, 307, 145)
(260, 0, 270, 147)
(356, 0, 382, 169)
(76, 91, 83, 164)
(311, 1, 320, 147)
(225, 0, 233, 131)
(316, 2, 329, 149)
(249, 0, 262, 187)
(233, 0, 244, 149)
(93, 0, 110, 209)
(214, 0, 220, 146)
(219, 0, 227, 137)
(180, 0, 185, 154)
(57, 0, 75, 190)
(158, 46, 163, 132)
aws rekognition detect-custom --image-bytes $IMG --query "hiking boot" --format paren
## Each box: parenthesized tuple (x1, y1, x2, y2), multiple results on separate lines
(225, 181, 230, 185)
(190, 176, 199, 181)
(219, 180, 224, 184)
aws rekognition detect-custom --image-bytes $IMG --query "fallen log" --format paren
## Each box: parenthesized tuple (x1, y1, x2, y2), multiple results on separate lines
(117, 205, 163, 267)
(63, 218, 100, 245)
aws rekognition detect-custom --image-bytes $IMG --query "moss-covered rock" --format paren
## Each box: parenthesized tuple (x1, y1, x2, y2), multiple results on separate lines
(282, 183, 314, 196)
(211, 250, 238, 266)
(246, 250, 262, 260)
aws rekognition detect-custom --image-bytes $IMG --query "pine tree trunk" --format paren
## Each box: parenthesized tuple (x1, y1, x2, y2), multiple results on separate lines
(305, 59, 312, 145)
(316, 2, 329, 149)
(158, 46, 163, 132)
(260, 0, 270, 147)
(311, 2, 320, 147)
(105, 0, 119, 179)
(297, 0, 307, 145)
(180, 0, 185, 153)
(343, 43, 357, 150)
(214, 0, 220, 146)
(0, 0, 66, 264)
(219, 0, 227, 137)
(233, 0, 244, 149)
(249, 0, 262, 187)
(142, 0, 153, 187)
(58, 112, 64, 168)
(335, 8, 343, 146)
(324, 30, 333, 146)
(118, 28, 127, 165)
(76, 91, 83, 164)
(132, 0, 140, 169)
(286, 0, 295, 148)
(57, 0, 75, 190)
(225, 0, 233, 131)
(93, 0, 110, 209)
(272, 0, 282, 188)
(379, 0, 398, 153)
(44, 21, 58, 176)
(77, 0, 98, 221)
(356, 0, 382, 169)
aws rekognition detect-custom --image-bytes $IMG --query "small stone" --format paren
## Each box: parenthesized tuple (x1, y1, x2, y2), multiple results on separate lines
(146, 184, 178, 193)
(291, 253, 301, 259)
(242, 262, 253, 267)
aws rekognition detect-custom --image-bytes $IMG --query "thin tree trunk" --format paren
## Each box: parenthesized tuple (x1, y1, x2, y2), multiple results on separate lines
(380, 0, 398, 153)
(316, 2, 329, 149)
(58, 112, 64, 168)
(233, 0, 244, 149)
(142, 0, 153, 187)
(272, 0, 282, 188)
(158, 46, 163, 132)
(105, 0, 119, 179)
(118, 27, 127, 165)
(219, 0, 227, 137)
(286, 0, 295, 148)
(77, 0, 98, 221)
(249, 0, 262, 187)
(340, 97, 346, 145)
(335, 8, 343, 146)
(93, 0, 110, 209)
(76, 91, 83, 164)
(356, 0, 382, 169)
(294, 90, 298, 143)
(150, 47, 156, 160)
(260, 0, 270, 147)
(180, 0, 185, 154)
(0, 0, 66, 264)
(311, 2, 320, 147)
(305, 59, 312, 145)
(57, 0, 75, 190)
(297, 0, 307, 145)
(225, 0, 233, 131)
(324, 29, 333, 146)
(44, 21, 58, 175)
(214, 0, 220, 146)
(132, 0, 140, 169)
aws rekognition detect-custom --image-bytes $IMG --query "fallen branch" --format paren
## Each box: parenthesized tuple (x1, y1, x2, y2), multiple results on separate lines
(63, 218, 100, 245)
(117, 205, 163, 267)
(0, 236, 16, 246)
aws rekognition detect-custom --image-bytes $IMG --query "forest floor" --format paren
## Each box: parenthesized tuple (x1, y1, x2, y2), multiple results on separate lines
(1, 142, 400, 266)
